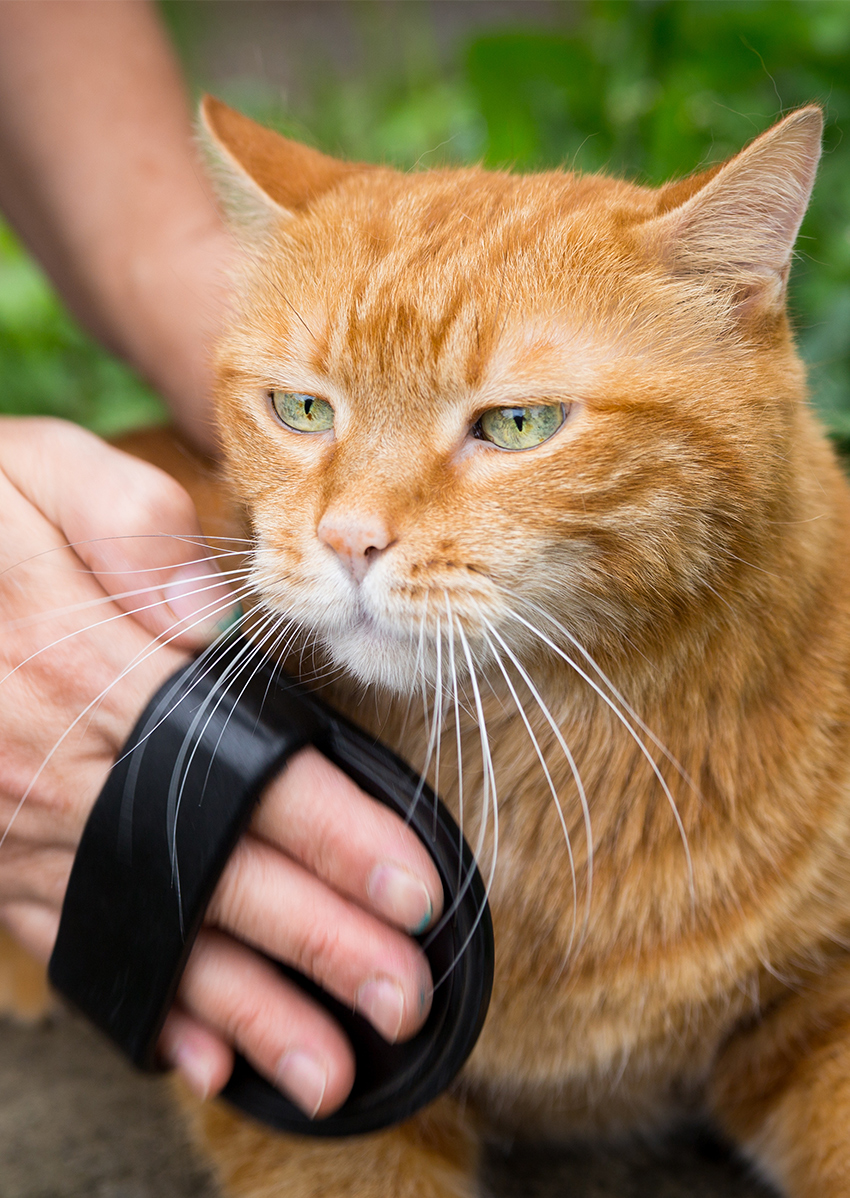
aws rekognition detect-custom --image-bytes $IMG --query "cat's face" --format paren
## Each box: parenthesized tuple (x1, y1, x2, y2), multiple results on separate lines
(207, 100, 820, 692)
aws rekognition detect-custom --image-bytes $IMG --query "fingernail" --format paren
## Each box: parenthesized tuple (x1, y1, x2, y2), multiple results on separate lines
(170, 1041, 215, 1101)
(367, 864, 433, 932)
(275, 1050, 327, 1118)
(163, 562, 236, 637)
(355, 978, 405, 1043)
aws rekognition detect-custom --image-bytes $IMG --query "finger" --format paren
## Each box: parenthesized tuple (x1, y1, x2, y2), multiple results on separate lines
(0, 419, 239, 648)
(253, 748, 444, 933)
(208, 834, 433, 1043)
(3, 906, 354, 1119)
(0, 843, 74, 905)
(158, 1005, 233, 1100)
(177, 928, 356, 1117)
(0, 901, 59, 963)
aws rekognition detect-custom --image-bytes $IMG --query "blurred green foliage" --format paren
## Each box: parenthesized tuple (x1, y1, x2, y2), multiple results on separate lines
(2, 0, 850, 437)
(0, 225, 166, 435)
(459, 1, 850, 439)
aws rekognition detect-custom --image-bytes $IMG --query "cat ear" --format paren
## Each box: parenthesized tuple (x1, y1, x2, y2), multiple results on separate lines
(199, 95, 363, 231)
(641, 106, 823, 319)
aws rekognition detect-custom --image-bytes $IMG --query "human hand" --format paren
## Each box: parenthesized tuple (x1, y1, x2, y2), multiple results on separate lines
(0, 418, 442, 1118)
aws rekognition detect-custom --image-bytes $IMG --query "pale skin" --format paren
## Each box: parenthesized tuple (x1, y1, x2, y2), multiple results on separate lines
(0, 0, 442, 1117)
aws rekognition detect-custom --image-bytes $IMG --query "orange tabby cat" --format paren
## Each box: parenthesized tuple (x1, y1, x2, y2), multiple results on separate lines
(6, 99, 850, 1198)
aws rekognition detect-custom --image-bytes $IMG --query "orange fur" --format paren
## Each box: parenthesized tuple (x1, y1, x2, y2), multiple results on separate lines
(6, 102, 848, 1196)
(0, 925, 51, 1022)
(181, 1090, 479, 1198)
(197, 101, 850, 1196)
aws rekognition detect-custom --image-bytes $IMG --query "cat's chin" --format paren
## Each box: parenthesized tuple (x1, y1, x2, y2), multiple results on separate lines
(324, 627, 427, 692)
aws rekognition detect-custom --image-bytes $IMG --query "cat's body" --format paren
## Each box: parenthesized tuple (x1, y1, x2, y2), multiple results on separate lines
(6, 102, 850, 1197)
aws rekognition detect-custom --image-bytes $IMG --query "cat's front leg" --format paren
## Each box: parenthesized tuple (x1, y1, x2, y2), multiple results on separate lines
(183, 1090, 480, 1198)
(710, 962, 850, 1197)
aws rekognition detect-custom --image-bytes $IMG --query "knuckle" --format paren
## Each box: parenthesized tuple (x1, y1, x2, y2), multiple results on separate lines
(207, 848, 251, 927)
(40, 421, 111, 475)
(294, 919, 344, 988)
(18, 418, 92, 477)
(223, 994, 272, 1056)
(33, 416, 92, 450)
(112, 464, 198, 537)
(308, 820, 342, 882)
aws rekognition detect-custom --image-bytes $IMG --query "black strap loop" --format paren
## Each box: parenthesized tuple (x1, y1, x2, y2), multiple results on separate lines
(49, 636, 493, 1136)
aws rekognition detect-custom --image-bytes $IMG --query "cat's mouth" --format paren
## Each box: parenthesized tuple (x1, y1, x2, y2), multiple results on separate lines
(252, 544, 500, 690)
(340, 597, 420, 646)
(322, 590, 502, 693)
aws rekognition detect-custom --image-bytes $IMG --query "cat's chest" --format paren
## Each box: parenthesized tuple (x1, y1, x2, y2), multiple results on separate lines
(297, 647, 850, 1133)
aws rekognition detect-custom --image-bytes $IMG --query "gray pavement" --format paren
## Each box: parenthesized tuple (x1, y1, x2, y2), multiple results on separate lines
(0, 1009, 777, 1198)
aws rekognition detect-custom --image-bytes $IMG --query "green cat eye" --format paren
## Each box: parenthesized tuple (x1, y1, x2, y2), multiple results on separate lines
(270, 390, 334, 433)
(476, 403, 566, 450)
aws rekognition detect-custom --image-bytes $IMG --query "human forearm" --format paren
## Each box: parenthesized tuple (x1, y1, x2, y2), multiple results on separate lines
(0, 0, 232, 450)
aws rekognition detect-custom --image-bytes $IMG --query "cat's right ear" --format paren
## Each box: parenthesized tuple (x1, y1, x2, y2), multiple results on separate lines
(199, 95, 362, 234)
(638, 106, 823, 324)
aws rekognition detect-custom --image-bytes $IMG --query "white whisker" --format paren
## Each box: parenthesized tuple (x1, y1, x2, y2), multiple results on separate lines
(409, 607, 443, 836)
(519, 597, 696, 792)
(0, 532, 254, 583)
(481, 621, 580, 956)
(71, 548, 251, 576)
(0, 570, 259, 701)
(508, 606, 695, 903)
(431, 612, 443, 839)
(455, 620, 498, 903)
(167, 610, 284, 927)
(444, 594, 465, 890)
(395, 596, 430, 753)
(2, 565, 254, 633)
(424, 605, 497, 990)
(113, 598, 265, 777)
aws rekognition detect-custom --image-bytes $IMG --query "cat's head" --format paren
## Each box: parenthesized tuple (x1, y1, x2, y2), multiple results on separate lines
(203, 98, 822, 693)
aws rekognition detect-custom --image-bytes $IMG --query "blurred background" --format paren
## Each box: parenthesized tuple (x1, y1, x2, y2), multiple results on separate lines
(2, 0, 849, 441)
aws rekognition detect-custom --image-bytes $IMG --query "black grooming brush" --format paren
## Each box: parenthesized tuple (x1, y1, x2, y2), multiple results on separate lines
(49, 635, 494, 1136)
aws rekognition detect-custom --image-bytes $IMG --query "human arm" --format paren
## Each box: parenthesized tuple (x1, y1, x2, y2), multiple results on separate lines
(0, 0, 228, 452)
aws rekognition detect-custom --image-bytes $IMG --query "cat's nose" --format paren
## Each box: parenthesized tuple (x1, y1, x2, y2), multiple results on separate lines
(317, 512, 394, 583)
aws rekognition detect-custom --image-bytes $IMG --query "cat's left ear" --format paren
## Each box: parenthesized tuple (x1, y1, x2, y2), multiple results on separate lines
(640, 106, 823, 321)
(199, 95, 366, 234)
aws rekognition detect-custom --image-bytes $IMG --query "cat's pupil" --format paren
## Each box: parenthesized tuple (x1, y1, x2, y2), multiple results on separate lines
(513, 414, 524, 432)
(303, 398, 314, 417)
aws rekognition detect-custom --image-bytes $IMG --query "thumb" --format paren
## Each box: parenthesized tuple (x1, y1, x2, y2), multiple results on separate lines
(7, 419, 240, 650)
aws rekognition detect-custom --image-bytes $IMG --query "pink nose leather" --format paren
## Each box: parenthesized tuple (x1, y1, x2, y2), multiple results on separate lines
(318, 512, 394, 582)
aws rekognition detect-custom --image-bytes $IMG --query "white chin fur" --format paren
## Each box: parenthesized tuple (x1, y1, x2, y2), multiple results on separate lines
(324, 621, 488, 693)
(325, 627, 428, 692)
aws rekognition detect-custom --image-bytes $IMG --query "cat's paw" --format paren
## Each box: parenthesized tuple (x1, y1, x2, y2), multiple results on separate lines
(0, 926, 52, 1023)
(177, 1083, 480, 1198)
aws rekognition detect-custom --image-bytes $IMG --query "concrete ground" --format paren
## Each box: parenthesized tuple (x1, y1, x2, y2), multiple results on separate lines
(0, 1007, 777, 1198)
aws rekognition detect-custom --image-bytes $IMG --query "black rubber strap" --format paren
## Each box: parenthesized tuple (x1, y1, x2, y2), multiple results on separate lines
(48, 636, 321, 1067)
(48, 635, 493, 1137)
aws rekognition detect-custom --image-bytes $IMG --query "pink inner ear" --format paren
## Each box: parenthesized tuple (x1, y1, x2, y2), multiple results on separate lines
(646, 107, 823, 285)
(201, 94, 369, 212)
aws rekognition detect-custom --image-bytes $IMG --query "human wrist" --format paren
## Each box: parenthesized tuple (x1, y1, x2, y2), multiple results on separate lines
(95, 211, 235, 454)
(0, 1, 234, 454)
